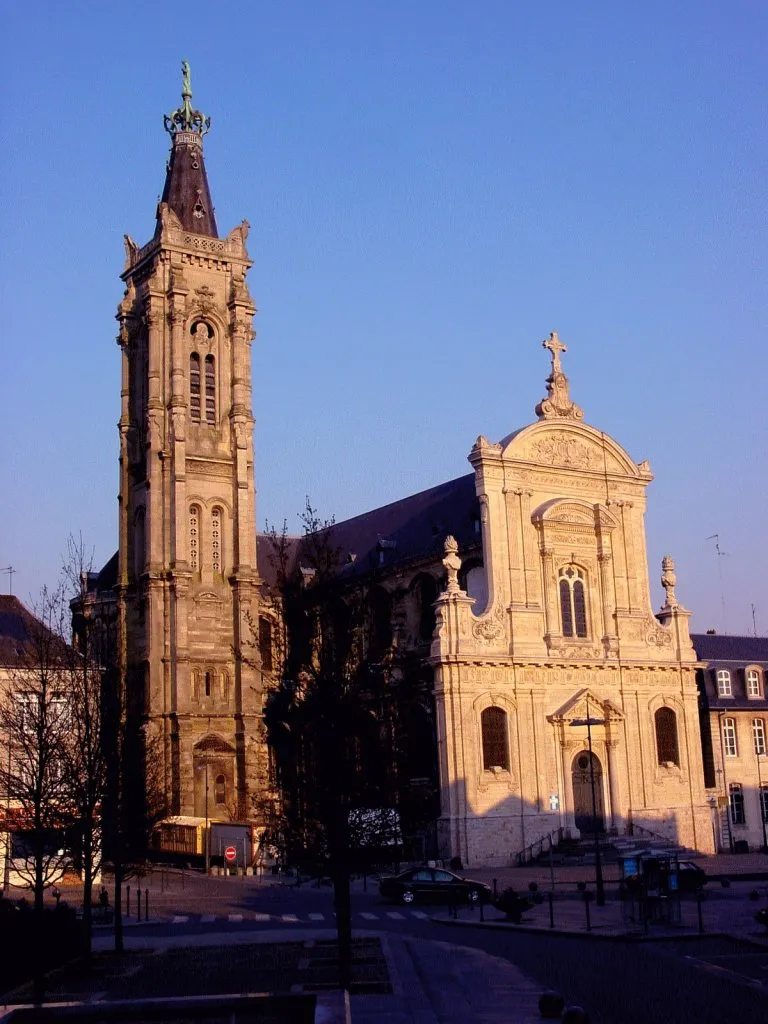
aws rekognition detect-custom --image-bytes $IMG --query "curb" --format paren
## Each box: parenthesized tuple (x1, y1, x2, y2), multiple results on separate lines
(431, 915, 739, 943)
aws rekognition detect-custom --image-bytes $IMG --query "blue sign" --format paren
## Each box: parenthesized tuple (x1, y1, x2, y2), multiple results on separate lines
(549, 793, 560, 811)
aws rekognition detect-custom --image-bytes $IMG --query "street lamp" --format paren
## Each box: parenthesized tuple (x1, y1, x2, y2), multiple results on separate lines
(204, 761, 210, 875)
(570, 695, 606, 906)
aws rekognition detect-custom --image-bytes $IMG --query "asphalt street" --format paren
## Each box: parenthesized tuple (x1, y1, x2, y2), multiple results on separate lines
(97, 879, 768, 1024)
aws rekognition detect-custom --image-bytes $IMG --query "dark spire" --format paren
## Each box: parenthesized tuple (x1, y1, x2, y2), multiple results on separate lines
(157, 61, 218, 237)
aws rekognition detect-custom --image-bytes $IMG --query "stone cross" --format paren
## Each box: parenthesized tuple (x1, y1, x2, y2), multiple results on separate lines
(542, 331, 567, 374)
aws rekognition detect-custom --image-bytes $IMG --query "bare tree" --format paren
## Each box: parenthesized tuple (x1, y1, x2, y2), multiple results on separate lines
(0, 585, 74, 916)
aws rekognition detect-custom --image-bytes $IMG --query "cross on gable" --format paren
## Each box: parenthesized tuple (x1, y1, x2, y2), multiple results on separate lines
(542, 331, 567, 372)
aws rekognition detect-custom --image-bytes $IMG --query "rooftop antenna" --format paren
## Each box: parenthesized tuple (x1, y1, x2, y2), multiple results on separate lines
(705, 534, 729, 634)
(752, 603, 758, 638)
(0, 566, 16, 595)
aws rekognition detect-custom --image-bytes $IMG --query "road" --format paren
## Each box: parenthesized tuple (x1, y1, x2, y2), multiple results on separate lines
(94, 876, 768, 1024)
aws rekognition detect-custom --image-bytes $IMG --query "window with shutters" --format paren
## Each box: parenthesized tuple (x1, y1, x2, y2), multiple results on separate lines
(190, 353, 201, 422)
(481, 706, 510, 771)
(654, 707, 680, 765)
(204, 355, 215, 423)
(559, 565, 588, 638)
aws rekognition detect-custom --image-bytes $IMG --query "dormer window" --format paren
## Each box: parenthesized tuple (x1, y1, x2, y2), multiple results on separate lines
(747, 668, 762, 698)
(717, 669, 732, 697)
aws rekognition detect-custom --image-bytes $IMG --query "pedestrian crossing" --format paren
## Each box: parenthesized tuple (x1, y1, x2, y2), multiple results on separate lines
(167, 909, 431, 926)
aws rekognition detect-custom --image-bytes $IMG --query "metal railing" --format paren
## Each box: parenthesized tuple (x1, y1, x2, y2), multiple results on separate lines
(516, 827, 564, 866)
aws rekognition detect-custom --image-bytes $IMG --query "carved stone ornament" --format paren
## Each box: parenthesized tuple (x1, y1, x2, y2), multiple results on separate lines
(660, 555, 678, 608)
(535, 332, 584, 421)
(531, 434, 598, 470)
(472, 601, 505, 643)
(192, 286, 217, 316)
(442, 535, 462, 594)
(644, 616, 673, 647)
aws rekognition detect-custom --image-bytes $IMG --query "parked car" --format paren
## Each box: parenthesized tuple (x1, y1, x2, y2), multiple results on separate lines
(379, 866, 493, 905)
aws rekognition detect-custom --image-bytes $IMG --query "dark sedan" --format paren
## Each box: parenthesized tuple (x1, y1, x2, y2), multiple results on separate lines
(379, 866, 493, 905)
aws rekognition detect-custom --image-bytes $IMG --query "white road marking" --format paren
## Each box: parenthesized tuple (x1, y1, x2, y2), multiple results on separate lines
(308, 913, 325, 921)
(171, 915, 188, 924)
(281, 913, 299, 922)
(386, 911, 405, 919)
(360, 912, 378, 920)
(410, 911, 428, 919)
(228, 913, 243, 923)
(200, 914, 215, 924)
(252, 913, 271, 921)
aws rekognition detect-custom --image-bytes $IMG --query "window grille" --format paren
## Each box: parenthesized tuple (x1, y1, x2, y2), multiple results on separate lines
(559, 565, 588, 638)
(211, 507, 221, 574)
(189, 505, 199, 572)
(722, 717, 738, 758)
(190, 353, 201, 421)
(717, 670, 732, 697)
(205, 355, 215, 423)
(729, 783, 745, 825)
(654, 707, 679, 765)
(481, 706, 509, 771)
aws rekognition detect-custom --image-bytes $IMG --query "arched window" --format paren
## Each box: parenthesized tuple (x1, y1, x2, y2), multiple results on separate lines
(746, 669, 762, 698)
(259, 617, 273, 672)
(211, 507, 222, 575)
(204, 671, 212, 698)
(214, 774, 226, 805)
(716, 670, 732, 697)
(559, 565, 587, 638)
(204, 355, 216, 423)
(654, 707, 679, 765)
(481, 706, 509, 771)
(190, 353, 201, 421)
(189, 505, 199, 572)
(412, 574, 438, 643)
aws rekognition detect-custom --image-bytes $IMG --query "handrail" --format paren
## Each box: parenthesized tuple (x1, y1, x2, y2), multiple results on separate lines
(626, 821, 676, 846)
(516, 827, 564, 866)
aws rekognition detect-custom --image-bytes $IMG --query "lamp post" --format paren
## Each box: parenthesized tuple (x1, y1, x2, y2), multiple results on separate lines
(757, 751, 768, 854)
(570, 695, 606, 906)
(204, 761, 210, 874)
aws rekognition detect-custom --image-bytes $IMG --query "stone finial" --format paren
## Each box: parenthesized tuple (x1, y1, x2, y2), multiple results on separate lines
(442, 535, 462, 594)
(164, 60, 211, 137)
(535, 332, 584, 421)
(661, 555, 678, 608)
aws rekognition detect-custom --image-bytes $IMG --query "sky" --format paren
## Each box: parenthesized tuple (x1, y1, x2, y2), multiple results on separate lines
(1, 1, 766, 634)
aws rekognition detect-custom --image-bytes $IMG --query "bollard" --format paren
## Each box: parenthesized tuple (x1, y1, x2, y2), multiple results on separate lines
(492, 877, 498, 899)
(137, 888, 141, 922)
(696, 890, 704, 934)
(363, 872, 367, 893)
(145, 888, 149, 921)
(548, 890, 554, 929)
(583, 890, 592, 932)
(480, 898, 485, 922)
(126, 885, 131, 918)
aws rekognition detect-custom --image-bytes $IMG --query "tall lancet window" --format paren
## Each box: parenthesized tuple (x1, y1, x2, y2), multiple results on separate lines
(204, 355, 216, 423)
(189, 505, 200, 572)
(190, 353, 201, 422)
(559, 565, 588, 638)
(211, 506, 222, 575)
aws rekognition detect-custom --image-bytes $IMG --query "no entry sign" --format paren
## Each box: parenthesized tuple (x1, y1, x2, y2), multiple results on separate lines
(224, 845, 237, 864)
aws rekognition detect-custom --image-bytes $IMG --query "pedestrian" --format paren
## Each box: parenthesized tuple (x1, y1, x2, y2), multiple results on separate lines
(99, 885, 109, 909)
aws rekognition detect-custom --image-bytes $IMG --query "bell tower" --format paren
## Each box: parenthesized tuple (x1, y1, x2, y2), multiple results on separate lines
(116, 63, 264, 821)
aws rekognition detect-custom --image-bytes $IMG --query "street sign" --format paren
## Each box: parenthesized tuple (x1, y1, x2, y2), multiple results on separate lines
(549, 793, 560, 811)
(224, 845, 237, 864)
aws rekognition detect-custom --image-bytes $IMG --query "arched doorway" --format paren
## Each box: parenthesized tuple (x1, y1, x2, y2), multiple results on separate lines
(193, 735, 236, 820)
(571, 750, 605, 834)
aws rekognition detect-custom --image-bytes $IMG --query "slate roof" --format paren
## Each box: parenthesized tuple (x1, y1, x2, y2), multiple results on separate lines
(691, 634, 768, 665)
(157, 134, 218, 237)
(0, 595, 68, 667)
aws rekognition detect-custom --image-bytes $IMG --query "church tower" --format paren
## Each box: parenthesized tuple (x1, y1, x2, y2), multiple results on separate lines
(116, 64, 264, 822)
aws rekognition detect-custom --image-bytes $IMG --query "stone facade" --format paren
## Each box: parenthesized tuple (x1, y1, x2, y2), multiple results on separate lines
(428, 335, 714, 865)
(115, 81, 266, 823)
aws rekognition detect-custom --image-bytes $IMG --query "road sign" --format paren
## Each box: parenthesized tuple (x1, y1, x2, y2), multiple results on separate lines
(224, 845, 237, 864)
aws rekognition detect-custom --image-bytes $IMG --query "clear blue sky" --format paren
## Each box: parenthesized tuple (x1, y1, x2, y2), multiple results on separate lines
(2, 1, 766, 634)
